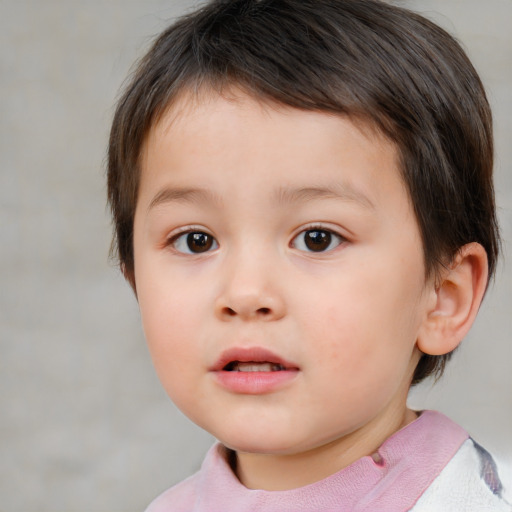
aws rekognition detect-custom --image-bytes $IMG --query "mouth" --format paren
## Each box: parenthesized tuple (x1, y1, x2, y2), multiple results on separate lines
(211, 346, 299, 373)
(223, 361, 287, 372)
(211, 347, 299, 394)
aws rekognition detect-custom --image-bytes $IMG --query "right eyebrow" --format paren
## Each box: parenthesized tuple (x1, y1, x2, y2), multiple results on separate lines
(147, 187, 221, 212)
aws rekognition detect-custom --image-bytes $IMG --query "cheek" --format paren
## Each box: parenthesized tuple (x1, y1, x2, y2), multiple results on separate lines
(137, 276, 201, 382)
(300, 267, 422, 378)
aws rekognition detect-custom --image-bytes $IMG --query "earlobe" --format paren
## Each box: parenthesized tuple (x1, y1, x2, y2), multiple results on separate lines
(417, 243, 488, 356)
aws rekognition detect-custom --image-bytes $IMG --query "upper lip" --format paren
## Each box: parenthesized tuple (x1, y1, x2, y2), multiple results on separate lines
(210, 346, 299, 371)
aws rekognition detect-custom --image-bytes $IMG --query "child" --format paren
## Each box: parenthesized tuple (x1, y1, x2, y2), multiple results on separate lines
(107, 0, 510, 509)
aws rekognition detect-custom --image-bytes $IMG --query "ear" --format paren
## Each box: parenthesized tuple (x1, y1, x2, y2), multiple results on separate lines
(417, 243, 488, 356)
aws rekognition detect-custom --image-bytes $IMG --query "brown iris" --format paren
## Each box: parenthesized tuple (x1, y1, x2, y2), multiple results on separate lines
(304, 230, 332, 252)
(186, 232, 214, 253)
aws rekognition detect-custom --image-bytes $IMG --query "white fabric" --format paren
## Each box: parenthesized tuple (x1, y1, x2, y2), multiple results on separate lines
(412, 439, 511, 511)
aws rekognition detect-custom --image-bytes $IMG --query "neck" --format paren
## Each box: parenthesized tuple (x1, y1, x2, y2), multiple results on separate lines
(234, 405, 418, 491)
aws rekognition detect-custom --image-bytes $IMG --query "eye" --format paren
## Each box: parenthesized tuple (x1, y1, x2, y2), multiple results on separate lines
(292, 228, 344, 253)
(170, 231, 218, 254)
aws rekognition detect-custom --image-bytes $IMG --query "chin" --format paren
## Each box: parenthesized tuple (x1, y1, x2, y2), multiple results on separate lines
(222, 432, 329, 457)
(218, 429, 301, 455)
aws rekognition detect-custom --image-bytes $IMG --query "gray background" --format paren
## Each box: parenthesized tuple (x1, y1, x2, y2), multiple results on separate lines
(0, 1, 510, 511)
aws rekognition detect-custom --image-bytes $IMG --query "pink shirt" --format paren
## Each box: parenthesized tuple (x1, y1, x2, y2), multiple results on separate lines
(146, 411, 469, 512)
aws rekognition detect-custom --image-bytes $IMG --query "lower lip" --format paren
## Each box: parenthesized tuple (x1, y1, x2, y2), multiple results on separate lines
(212, 370, 299, 394)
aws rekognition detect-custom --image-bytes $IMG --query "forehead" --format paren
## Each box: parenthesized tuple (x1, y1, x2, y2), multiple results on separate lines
(140, 89, 402, 191)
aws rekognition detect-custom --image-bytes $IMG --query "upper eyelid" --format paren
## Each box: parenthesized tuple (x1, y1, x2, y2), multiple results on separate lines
(292, 223, 347, 239)
(166, 225, 215, 241)
(166, 224, 346, 238)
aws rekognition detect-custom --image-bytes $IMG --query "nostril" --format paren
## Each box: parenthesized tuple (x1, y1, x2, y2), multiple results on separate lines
(217, 305, 275, 319)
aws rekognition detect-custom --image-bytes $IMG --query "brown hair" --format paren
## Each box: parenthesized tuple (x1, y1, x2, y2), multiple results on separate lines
(107, 0, 499, 384)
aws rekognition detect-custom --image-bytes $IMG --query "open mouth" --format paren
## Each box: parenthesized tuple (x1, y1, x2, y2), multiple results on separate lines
(223, 361, 286, 372)
(212, 347, 299, 393)
(211, 346, 299, 373)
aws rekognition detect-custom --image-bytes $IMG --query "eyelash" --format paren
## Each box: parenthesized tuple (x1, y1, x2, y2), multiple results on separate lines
(166, 225, 346, 255)
(167, 228, 218, 255)
(290, 225, 346, 254)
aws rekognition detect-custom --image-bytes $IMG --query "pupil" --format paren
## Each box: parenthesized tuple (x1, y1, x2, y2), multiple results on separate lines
(187, 232, 213, 253)
(305, 230, 330, 251)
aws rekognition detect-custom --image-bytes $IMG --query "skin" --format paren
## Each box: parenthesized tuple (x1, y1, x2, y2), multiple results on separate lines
(132, 91, 455, 491)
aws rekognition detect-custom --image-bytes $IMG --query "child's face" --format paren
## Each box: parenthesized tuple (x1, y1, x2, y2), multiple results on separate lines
(133, 91, 433, 460)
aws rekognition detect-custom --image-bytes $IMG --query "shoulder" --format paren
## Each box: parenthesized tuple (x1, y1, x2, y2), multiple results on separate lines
(144, 472, 200, 512)
(412, 438, 512, 511)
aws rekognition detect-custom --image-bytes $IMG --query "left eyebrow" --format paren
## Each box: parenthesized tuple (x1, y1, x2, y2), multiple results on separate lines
(274, 184, 375, 211)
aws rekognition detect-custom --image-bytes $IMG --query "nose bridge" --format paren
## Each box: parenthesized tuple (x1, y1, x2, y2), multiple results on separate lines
(215, 240, 285, 321)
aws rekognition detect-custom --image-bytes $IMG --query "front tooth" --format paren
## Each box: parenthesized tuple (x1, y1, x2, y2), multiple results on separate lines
(236, 362, 274, 372)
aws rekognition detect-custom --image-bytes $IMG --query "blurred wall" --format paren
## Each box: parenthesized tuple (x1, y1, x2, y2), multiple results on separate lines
(0, 1, 510, 510)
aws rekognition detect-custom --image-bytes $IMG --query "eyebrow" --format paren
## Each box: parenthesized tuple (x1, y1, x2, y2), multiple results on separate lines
(274, 184, 375, 210)
(147, 183, 375, 212)
(147, 187, 222, 212)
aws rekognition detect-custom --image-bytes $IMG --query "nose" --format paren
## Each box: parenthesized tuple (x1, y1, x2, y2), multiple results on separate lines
(214, 254, 286, 322)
